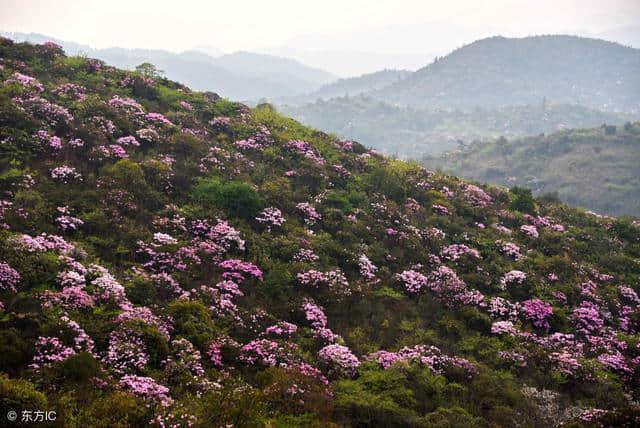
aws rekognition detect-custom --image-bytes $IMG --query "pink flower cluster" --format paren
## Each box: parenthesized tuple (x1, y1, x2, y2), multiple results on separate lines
(239, 339, 297, 367)
(14, 233, 75, 254)
(146, 112, 174, 126)
(368, 345, 477, 377)
(53, 83, 86, 100)
(292, 248, 319, 263)
(287, 140, 325, 165)
(119, 375, 173, 407)
(297, 269, 350, 296)
(520, 225, 539, 238)
(432, 204, 450, 215)
(397, 266, 484, 308)
(296, 202, 322, 226)
(488, 297, 521, 321)
(55, 206, 84, 231)
(496, 241, 523, 260)
(219, 259, 263, 282)
(263, 321, 298, 337)
(318, 344, 359, 377)
(357, 254, 378, 282)
(14, 95, 73, 126)
(521, 299, 553, 329)
(302, 300, 339, 343)
(40, 286, 95, 310)
(30, 336, 75, 369)
(525, 215, 565, 232)
(105, 326, 149, 374)
(571, 301, 604, 334)
(117, 136, 140, 147)
(136, 128, 160, 143)
(463, 184, 492, 207)
(34, 129, 62, 150)
(0, 261, 20, 292)
(51, 166, 82, 182)
(4, 72, 44, 92)
(441, 244, 481, 261)
(500, 270, 527, 289)
(491, 321, 518, 335)
(255, 207, 286, 231)
(395, 270, 428, 293)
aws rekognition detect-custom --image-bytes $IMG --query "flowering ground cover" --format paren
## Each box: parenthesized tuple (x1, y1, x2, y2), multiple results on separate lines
(0, 38, 639, 427)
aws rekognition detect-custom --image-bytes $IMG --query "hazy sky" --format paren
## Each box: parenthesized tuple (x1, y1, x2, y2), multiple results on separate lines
(2, 0, 639, 74)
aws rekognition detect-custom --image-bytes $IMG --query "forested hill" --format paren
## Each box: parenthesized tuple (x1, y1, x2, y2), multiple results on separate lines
(1, 38, 640, 427)
(375, 35, 640, 113)
(276, 69, 411, 105)
(423, 122, 640, 216)
(280, 95, 630, 157)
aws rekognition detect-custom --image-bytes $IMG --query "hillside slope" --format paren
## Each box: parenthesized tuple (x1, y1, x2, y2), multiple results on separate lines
(423, 123, 640, 216)
(1, 39, 640, 427)
(375, 35, 640, 113)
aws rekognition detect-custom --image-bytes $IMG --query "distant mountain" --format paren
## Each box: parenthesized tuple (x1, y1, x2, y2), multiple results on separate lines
(279, 95, 631, 158)
(423, 122, 640, 216)
(213, 51, 335, 94)
(1, 32, 337, 101)
(276, 69, 411, 105)
(375, 35, 640, 113)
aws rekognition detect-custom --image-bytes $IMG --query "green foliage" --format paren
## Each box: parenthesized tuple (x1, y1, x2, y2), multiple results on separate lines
(79, 392, 149, 428)
(0, 374, 47, 417)
(191, 177, 263, 220)
(509, 187, 536, 214)
(168, 300, 217, 349)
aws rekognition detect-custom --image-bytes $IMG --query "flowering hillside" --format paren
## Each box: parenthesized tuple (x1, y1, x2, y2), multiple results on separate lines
(1, 38, 640, 427)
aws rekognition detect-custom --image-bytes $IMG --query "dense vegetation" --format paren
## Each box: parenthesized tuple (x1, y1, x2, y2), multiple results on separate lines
(376, 35, 640, 113)
(423, 123, 640, 216)
(1, 39, 640, 427)
(280, 95, 630, 157)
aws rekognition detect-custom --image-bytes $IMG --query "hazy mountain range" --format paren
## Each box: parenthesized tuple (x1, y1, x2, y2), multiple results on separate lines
(280, 97, 632, 158)
(277, 35, 640, 158)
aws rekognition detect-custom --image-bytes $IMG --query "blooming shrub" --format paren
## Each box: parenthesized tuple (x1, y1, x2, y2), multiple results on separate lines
(500, 270, 527, 288)
(441, 244, 481, 260)
(255, 207, 286, 231)
(296, 202, 321, 226)
(119, 375, 173, 407)
(368, 345, 477, 377)
(521, 299, 553, 329)
(30, 336, 75, 369)
(51, 166, 82, 182)
(520, 225, 539, 238)
(317, 344, 359, 377)
(0, 262, 20, 292)
(297, 269, 350, 296)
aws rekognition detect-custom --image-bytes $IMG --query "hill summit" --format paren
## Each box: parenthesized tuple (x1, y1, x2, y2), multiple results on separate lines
(376, 35, 640, 113)
(1, 38, 640, 427)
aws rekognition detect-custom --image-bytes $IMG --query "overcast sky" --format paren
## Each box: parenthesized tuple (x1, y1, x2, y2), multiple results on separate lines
(1, 0, 639, 75)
